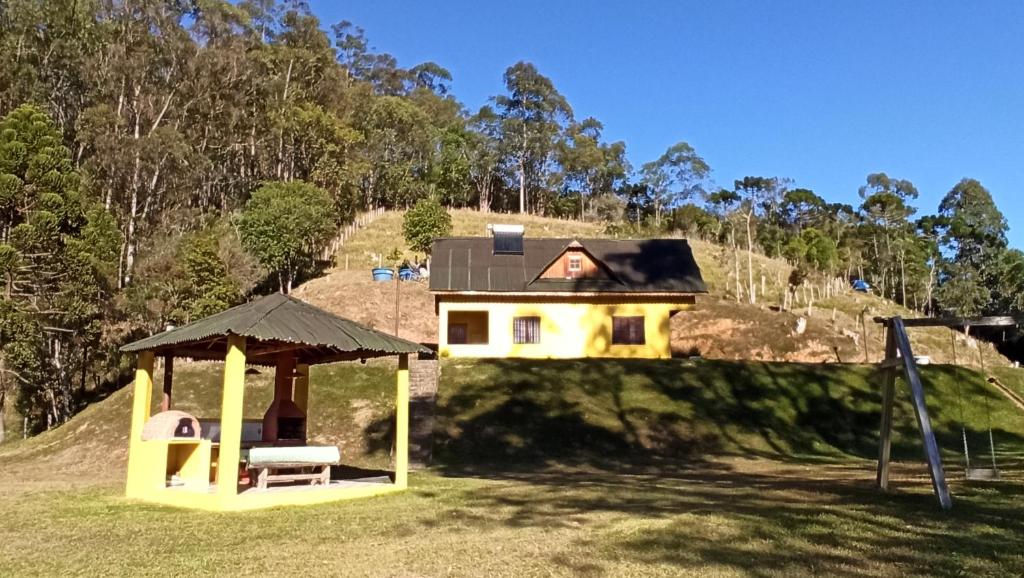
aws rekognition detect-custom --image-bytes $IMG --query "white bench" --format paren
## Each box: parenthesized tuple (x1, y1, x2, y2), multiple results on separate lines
(243, 446, 341, 490)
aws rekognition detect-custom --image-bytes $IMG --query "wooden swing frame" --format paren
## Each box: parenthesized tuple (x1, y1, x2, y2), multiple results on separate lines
(873, 315, 1017, 511)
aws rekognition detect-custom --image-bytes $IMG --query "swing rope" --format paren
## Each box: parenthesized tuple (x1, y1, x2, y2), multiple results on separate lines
(977, 340, 999, 474)
(950, 329, 972, 473)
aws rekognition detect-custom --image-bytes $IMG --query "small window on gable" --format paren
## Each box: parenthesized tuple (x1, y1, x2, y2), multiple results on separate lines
(568, 255, 582, 272)
(513, 316, 541, 344)
(612, 316, 645, 345)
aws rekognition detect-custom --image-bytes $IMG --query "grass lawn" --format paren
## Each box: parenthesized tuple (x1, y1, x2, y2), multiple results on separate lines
(4, 358, 1024, 576)
(2, 459, 1024, 577)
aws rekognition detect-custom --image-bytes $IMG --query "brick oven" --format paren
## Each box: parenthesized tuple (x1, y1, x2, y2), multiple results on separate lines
(262, 396, 306, 445)
(262, 357, 306, 445)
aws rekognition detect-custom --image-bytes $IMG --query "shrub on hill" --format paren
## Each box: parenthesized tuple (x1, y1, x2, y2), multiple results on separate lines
(239, 180, 335, 293)
(403, 196, 452, 254)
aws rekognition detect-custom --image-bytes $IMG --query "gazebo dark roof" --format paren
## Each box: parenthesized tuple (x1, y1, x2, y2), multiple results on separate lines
(121, 293, 429, 365)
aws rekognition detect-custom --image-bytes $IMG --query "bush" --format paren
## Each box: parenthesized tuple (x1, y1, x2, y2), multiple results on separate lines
(239, 180, 335, 292)
(402, 197, 452, 254)
(183, 234, 240, 319)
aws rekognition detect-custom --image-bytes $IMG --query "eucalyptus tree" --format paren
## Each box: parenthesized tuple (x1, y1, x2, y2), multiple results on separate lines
(0, 0, 99, 138)
(74, 0, 197, 287)
(493, 62, 573, 214)
(734, 176, 787, 304)
(185, 1, 269, 212)
(429, 125, 474, 208)
(332, 20, 409, 96)
(558, 118, 628, 220)
(466, 105, 504, 212)
(354, 95, 434, 208)
(914, 214, 944, 315)
(639, 141, 709, 228)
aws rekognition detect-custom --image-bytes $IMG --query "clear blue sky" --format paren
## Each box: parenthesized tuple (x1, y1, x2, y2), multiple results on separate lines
(310, 1, 1024, 247)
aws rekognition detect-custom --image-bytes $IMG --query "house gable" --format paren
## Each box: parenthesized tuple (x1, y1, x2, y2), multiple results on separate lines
(537, 244, 614, 281)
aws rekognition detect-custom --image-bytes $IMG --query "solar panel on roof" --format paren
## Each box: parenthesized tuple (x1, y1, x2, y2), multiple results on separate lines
(493, 231, 524, 255)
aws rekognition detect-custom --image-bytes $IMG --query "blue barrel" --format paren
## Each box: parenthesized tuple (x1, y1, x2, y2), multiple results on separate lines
(372, 267, 394, 281)
(398, 267, 417, 281)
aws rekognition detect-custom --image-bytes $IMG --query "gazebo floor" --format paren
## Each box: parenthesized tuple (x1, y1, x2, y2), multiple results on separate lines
(132, 478, 401, 511)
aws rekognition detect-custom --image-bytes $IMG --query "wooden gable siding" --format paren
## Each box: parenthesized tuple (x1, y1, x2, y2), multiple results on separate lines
(539, 248, 609, 280)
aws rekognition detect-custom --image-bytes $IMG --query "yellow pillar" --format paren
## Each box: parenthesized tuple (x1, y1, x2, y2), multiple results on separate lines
(125, 351, 155, 497)
(217, 335, 247, 500)
(394, 354, 410, 488)
(293, 363, 310, 414)
(438, 305, 449, 357)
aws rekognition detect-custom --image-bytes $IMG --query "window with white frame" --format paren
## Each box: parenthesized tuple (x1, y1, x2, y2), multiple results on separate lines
(568, 255, 582, 273)
(513, 316, 541, 344)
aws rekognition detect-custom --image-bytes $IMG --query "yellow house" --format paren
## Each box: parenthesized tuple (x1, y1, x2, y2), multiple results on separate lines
(430, 228, 707, 359)
(119, 293, 429, 511)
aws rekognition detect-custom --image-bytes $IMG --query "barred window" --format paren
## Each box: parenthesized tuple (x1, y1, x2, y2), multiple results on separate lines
(612, 316, 645, 345)
(513, 316, 541, 344)
(448, 324, 468, 344)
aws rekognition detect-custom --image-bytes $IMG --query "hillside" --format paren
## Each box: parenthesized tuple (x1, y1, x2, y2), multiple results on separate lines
(3, 358, 1024, 490)
(295, 209, 1013, 366)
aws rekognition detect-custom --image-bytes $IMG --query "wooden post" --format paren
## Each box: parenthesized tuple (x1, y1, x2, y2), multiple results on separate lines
(217, 335, 247, 499)
(293, 363, 310, 414)
(890, 317, 953, 510)
(861, 311, 871, 363)
(394, 275, 401, 337)
(160, 354, 174, 412)
(394, 354, 410, 488)
(876, 325, 897, 491)
(125, 351, 155, 497)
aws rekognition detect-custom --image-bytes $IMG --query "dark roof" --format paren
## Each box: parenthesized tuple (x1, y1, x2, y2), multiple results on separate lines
(429, 237, 707, 294)
(121, 293, 429, 365)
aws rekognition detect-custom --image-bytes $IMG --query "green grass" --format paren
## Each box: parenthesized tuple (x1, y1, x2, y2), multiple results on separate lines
(4, 359, 1024, 575)
(436, 360, 1024, 468)
(2, 461, 1024, 577)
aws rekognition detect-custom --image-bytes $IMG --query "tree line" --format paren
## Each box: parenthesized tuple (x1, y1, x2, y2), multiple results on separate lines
(0, 0, 1021, 439)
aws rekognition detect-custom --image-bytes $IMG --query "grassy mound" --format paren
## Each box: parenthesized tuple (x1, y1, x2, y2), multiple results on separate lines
(4, 358, 1024, 487)
(437, 359, 1024, 468)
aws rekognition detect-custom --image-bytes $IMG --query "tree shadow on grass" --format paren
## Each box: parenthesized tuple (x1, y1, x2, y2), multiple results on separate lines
(422, 459, 1024, 577)
(430, 359, 892, 473)
(409, 358, 1024, 575)
(430, 359, 1024, 472)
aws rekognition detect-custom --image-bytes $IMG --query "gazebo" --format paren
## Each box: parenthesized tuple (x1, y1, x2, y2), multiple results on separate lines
(120, 293, 430, 511)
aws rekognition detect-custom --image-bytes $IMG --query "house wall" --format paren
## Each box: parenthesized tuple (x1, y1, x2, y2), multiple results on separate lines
(437, 295, 695, 359)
